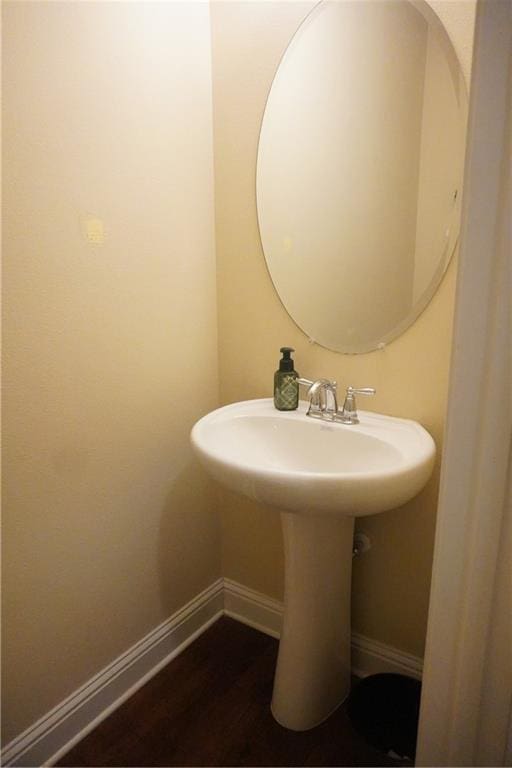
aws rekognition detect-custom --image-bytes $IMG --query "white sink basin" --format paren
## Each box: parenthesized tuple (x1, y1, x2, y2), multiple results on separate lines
(191, 398, 435, 517)
(191, 397, 436, 731)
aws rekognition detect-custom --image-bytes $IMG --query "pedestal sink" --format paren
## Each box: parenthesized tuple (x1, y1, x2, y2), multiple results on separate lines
(191, 398, 435, 731)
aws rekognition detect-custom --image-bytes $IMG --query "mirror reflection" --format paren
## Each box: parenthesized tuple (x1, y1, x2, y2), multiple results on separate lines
(257, 0, 467, 353)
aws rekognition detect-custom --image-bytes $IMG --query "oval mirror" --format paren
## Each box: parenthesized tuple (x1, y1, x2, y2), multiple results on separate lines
(257, 0, 467, 353)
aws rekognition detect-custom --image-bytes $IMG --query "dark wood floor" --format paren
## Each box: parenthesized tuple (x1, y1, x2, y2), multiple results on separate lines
(57, 617, 398, 767)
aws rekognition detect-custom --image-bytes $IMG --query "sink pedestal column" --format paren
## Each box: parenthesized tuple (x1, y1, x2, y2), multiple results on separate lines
(271, 512, 355, 731)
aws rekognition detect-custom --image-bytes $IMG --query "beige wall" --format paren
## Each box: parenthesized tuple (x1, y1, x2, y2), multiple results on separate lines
(2, 1, 220, 744)
(211, 0, 475, 658)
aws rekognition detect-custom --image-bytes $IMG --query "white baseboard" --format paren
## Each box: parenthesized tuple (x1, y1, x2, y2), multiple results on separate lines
(223, 578, 282, 638)
(2, 579, 224, 768)
(2, 577, 423, 767)
(351, 631, 423, 680)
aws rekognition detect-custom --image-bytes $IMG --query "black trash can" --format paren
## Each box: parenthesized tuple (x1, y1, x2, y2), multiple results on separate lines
(347, 673, 421, 761)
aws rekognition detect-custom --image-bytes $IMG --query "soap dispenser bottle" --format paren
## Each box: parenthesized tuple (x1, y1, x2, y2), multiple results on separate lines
(274, 347, 299, 411)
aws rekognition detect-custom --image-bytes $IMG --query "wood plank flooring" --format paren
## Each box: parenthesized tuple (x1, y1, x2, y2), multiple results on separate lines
(57, 617, 397, 767)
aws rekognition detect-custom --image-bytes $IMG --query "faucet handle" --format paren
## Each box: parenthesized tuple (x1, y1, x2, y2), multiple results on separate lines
(346, 387, 376, 397)
(337, 386, 376, 424)
(297, 377, 314, 389)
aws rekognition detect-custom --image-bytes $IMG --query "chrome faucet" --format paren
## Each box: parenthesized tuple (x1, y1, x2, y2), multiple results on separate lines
(298, 377, 338, 420)
(298, 378, 375, 425)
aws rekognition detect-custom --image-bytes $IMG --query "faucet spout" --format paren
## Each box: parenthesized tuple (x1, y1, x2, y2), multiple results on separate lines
(300, 378, 338, 420)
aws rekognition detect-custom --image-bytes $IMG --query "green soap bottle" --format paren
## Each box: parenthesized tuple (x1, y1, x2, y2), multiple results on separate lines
(274, 347, 299, 411)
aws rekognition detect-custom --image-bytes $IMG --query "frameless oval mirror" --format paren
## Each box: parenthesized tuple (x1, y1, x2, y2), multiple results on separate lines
(257, 0, 467, 353)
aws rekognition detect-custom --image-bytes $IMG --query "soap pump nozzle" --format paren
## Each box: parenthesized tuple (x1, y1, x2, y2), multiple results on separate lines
(279, 346, 295, 372)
